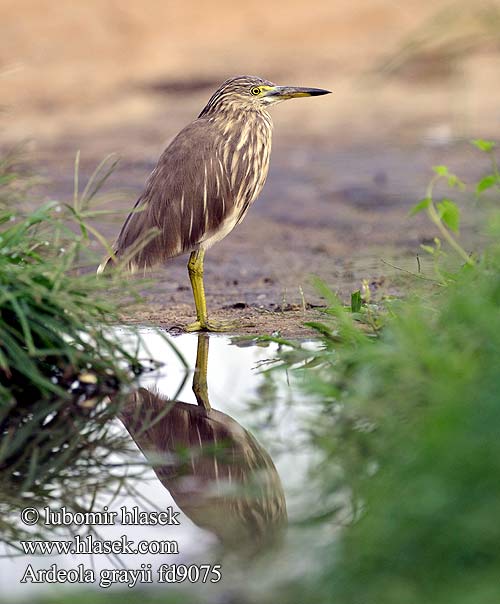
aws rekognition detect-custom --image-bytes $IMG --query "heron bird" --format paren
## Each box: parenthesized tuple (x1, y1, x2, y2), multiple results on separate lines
(98, 75, 330, 331)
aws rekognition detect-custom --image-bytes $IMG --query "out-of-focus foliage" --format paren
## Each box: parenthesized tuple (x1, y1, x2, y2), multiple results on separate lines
(0, 153, 143, 407)
(0, 154, 158, 550)
(272, 146, 500, 603)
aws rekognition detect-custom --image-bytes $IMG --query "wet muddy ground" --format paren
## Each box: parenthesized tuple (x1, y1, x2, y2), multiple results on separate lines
(31, 134, 486, 338)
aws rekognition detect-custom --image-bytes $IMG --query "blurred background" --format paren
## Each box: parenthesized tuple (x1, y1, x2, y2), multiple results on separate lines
(3, 0, 500, 145)
(2, 0, 500, 325)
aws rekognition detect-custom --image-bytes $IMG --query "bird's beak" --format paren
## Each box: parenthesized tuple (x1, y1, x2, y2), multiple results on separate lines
(263, 85, 331, 99)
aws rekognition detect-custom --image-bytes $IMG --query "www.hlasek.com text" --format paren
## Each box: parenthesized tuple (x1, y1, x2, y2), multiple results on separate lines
(21, 534, 179, 556)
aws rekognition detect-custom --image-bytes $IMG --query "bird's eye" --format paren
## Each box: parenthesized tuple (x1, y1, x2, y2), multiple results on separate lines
(251, 87, 261, 96)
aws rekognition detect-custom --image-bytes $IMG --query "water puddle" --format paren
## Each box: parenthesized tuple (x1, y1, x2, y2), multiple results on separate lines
(1, 329, 317, 599)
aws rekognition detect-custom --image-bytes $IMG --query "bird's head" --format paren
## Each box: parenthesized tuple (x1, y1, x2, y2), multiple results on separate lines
(199, 75, 331, 117)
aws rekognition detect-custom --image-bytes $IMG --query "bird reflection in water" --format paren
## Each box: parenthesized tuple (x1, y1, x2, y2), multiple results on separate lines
(119, 334, 287, 557)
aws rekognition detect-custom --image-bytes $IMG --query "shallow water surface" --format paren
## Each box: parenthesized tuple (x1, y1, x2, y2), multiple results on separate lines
(1, 328, 316, 599)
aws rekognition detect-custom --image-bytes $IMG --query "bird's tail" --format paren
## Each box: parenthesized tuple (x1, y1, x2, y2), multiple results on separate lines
(96, 253, 115, 275)
(97, 249, 140, 275)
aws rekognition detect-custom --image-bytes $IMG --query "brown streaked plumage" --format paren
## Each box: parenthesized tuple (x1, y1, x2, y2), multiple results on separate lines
(98, 75, 331, 331)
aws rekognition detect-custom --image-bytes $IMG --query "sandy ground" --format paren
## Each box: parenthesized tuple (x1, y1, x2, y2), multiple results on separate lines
(2, 0, 500, 336)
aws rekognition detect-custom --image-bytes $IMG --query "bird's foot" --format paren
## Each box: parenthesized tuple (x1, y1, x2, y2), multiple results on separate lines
(185, 317, 254, 333)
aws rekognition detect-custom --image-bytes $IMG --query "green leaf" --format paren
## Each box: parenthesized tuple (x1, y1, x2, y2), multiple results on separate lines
(476, 174, 497, 194)
(420, 244, 436, 255)
(351, 290, 362, 313)
(303, 321, 334, 337)
(447, 174, 466, 190)
(433, 165, 449, 176)
(409, 198, 430, 216)
(472, 139, 496, 153)
(437, 199, 460, 233)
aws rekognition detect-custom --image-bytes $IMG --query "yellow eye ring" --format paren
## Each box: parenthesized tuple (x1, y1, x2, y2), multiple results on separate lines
(251, 87, 261, 96)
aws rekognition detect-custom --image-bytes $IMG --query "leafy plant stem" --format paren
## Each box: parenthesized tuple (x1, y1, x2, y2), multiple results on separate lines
(426, 174, 475, 267)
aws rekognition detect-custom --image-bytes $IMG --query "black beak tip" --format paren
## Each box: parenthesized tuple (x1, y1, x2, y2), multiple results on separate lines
(311, 88, 332, 96)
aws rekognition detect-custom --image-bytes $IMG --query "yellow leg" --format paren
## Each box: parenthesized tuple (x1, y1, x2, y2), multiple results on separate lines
(186, 250, 208, 329)
(192, 333, 211, 410)
(185, 249, 254, 333)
